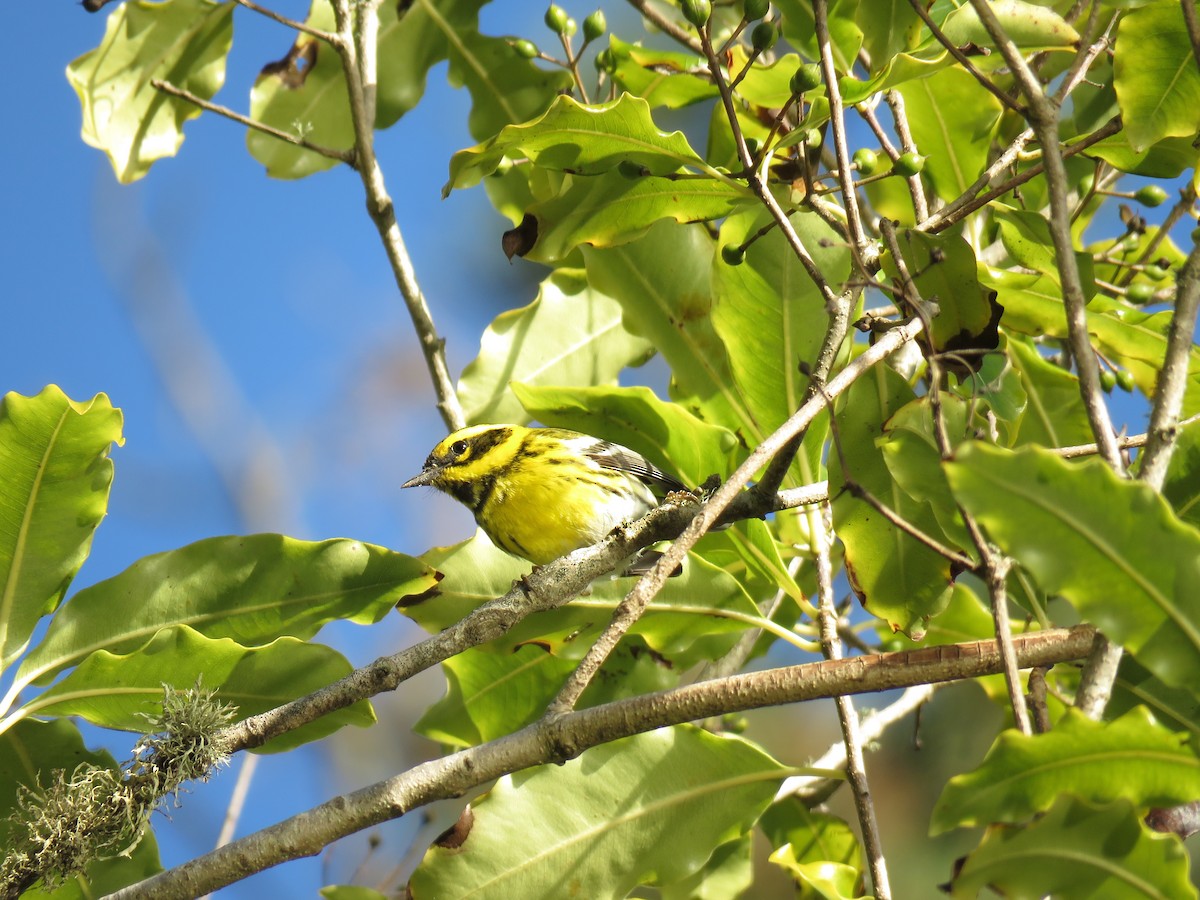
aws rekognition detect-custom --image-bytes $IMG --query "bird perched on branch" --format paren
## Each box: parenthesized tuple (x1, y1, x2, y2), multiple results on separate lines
(402, 424, 688, 574)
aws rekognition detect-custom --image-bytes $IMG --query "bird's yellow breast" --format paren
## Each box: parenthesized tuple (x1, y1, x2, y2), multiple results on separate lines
(475, 461, 655, 564)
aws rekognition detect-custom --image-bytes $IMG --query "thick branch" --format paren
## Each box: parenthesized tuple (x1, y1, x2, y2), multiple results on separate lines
(111, 626, 1096, 899)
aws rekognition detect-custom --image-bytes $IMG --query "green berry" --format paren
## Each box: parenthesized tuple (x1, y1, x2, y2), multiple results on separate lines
(1134, 184, 1169, 207)
(743, 0, 770, 19)
(852, 147, 879, 176)
(583, 10, 606, 41)
(1145, 263, 1170, 282)
(1099, 369, 1116, 393)
(512, 39, 540, 59)
(790, 62, 822, 94)
(751, 21, 778, 51)
(682, 0, 712, 27)
(594, 48, 614, 71)
(801, 127, 822, 148)
(722, 244, 746, 266)
(1078, 173, 1094, 196)
(544, 4, 569, 34)
(564, 17, 578, 36)
(1125, 282, 1156, 305)
(1116, 369, 1136, 392)
(893, 151, 926, 177)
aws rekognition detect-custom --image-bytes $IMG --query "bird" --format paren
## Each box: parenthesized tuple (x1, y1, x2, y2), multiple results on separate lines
(402, 424, 688, 573)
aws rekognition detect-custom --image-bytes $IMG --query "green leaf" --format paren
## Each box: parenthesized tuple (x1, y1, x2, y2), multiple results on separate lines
(1006, 336, 1095, 449)
(1114, 1, 1200, 151)
(945, 443, 1200, 696)
(1162, 420, 1200, 528)
(583, 221, 763, 440)
(523, 170, 753, 263)
(511, 383, 740, 489)
(67, 0, 234, 183)
(249, 0, 488, 178)
(988, 270, 1200, 412)
(319, 887, 389, 900)
(447, 30, 573, 142)
(14, 535, 436, 693)
(715, 207, 849, 478)
(22, 626, 373, 753)
(1110, 655, 1200, 738)
(857, 0, 924, 69)
(408, 727, 786, 898)
(949, 796, 1193, 899)
(896, 67, 1002, 204)
(993, 206, 1095, 294)
(415, 641, 674, 748)
(457, 270, 654, 425)
(660, 835, 753, 900)
(762, 800, 865, 900)
(932, 0, 1079, 52)
(0, 387, 123, 674)
(828, 365, 955, 637)
(444, 94, 711, 196)
(776, 0, 864, 73)
(879, 228, 1001, 372)
(933, 707, 1200, 833)
(407, 531, 758, 664)
(607, 37, 717, 109)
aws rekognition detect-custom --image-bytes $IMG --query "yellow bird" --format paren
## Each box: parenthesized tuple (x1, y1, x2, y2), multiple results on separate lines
(402, 424, 687, 572)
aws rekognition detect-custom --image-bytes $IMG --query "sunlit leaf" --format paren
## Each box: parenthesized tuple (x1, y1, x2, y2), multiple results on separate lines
(23, 626, 373, 753)
(458, 270, 654, 425)
(934, 706, 1200, 833)
(408, 727, 786, 898)
(68, 0, 233, 183)
(607, 37, 716, 109)
(949, 797, 1192, 899)
(15, 535, 435, 692)
(946, 443, 1200, 697)
(445, 94, 711, 196)
(0, 388, 123, 673)
(1114, 1, 1200, 151)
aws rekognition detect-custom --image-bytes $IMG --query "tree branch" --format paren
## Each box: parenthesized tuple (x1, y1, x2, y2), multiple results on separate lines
(150, 79, 355, 166)
(111, 626, 1096, 899)
(328, 0, 464, 431)
(813, 502, 892, 898)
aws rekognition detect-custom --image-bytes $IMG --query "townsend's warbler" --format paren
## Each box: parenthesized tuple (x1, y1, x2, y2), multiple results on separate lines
(402, 424, 687, 572)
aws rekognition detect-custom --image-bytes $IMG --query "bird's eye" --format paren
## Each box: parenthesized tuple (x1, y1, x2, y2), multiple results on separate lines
(451, 440, 469, 455)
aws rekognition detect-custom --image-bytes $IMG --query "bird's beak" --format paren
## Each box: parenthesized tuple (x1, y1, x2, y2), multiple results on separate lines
(401, 467, 439, 489)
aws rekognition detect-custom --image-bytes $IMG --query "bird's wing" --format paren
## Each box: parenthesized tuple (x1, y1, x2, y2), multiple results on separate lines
(583, 440, 689, 494)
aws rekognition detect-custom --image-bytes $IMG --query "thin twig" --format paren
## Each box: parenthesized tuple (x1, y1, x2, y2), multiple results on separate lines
(813, 502, 891, 898)
(328, 0, 464, 431)
(150, 79, 355, 166)
(111, 626, 1097, 900)
(233, 0, 337, 41)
